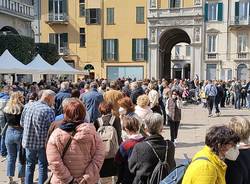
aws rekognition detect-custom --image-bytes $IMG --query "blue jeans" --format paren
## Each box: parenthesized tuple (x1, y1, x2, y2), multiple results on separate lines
(25, 148, 48, 184)
(235, 92, 241, 109)
(5, 127, 25, 177)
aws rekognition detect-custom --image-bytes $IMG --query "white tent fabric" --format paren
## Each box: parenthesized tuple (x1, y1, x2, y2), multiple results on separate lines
(53, 58, 82, 74)
(27, 54, 62, 74)
(0, 50, 33, 74)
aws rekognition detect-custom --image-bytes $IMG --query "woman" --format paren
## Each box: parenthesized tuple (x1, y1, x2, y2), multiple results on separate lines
(128, 113, 176, 184)
(148, 83, 161, 114)
(96, 101, 122, 178)
(115, 115, 145, 184)
(166, 90, 182, 144)
(118, 97, 143, 140)
(135, 94, 153, 123)
(226, 117, 250, 184)
(182, 125, 240, 184)
(46, 98, 105, 184)
(4, 91, 25, 183)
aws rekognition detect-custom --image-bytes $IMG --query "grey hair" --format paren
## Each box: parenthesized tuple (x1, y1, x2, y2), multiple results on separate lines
(130, 82, 138, 90)
(41, 89, 56, 99)
(62, 98, 72, 109)
(60, 82, 69, 90)
(145, 113, 163, 134)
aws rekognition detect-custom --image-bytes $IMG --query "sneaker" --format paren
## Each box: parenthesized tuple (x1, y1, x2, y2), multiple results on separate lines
(208, 114, 213, 117)
(20, 177, 24, 184)
(8, 177, 14, 184)
(174, 139, 178, 144)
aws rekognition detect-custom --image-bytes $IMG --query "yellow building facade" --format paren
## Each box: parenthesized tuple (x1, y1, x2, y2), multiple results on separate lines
(39, 0, 147, 80)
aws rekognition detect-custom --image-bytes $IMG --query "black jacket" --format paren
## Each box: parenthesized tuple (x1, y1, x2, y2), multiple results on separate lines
(226, 148, 250, 184)
(128, 134, 176, 184)
(130, 87, 144, 105)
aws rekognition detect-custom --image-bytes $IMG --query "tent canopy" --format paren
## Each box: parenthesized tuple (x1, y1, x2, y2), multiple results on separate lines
(0, 50, 33, 74)
(27, 54, 62, 74)
(53, 58, 82, 74)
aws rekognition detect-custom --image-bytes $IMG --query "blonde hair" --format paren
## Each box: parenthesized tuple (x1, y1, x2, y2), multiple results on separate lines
(228, 116, 250, 141)
(4, 91, 24, 115)
(137, 95, 150, 108)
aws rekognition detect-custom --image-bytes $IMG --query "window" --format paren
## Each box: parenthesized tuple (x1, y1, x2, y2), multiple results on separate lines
(107, 8, 114, 25)
(107, 66, 144, 81)
(238, 33, 248, 53)
(80, 28, 86, 47)
(48, 0, 67, 21)
(86, 9, 101, 24)
(186, 45, 191, 56)
(205, 2, 223, 21)
(150, 0, 157, 8)
(207, 35, 217, 53)
(79, 0, 85, 17)
(103, 39, 118, 61)
(136, 7, 144, 23)
(170, 0, 181, 8)
(208, 3, 217, 21)
(239, 1, 249, 21)
(206, 64, 217, 80)
(49, 33, 68, 55)
(132, 39, 148, 61)
(175, 45, 180, 57)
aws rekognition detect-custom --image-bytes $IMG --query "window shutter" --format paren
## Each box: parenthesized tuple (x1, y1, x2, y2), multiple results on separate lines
(48, 0, 53, 13)
(235, 2, 239, 24)
(205, 3, 208, 21)
(86, 9, 90, 24)
(157, 0, 161, 8)
(62, 0, 67, 14)
(62, 33, 68, 47)
(144, 38, 148, 61)
(49, 34, 55, 43)
(103, 40, 107, 61)
(132, 39, 136, 61)
(96, 9, 101, 24)
(217, 3, 223, 21)
(114, 39, 118, 61)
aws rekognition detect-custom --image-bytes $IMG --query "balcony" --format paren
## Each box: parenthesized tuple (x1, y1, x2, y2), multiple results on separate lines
(229, 16, 250, 29)
(46, 13, 69, 25)
(234, 52, 249, 61)
(148, 6, 202, 19)
(0, 0, 34, 21)
(171, 55, 188, 61)
(205, 53, 220, 61)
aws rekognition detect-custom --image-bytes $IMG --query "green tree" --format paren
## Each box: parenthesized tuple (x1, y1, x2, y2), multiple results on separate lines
(35, 43, 59, 65)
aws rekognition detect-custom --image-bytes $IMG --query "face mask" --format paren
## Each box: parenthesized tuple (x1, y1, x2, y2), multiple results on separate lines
(119, 107, 127, 115)
(225, 147, 239, 161)
(172, 95, 177, 99)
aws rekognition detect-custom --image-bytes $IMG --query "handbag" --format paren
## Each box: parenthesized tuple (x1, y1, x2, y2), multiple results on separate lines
(45, 130, 76, 184)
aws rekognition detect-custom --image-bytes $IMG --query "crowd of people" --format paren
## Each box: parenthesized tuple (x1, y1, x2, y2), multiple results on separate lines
(0, 77, 249, 184)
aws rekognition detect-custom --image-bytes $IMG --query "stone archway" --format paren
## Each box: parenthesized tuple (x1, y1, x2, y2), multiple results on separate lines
(237, 63, 248, 80)
(0, 26, 19, 35)
(159, 28, 191, 80)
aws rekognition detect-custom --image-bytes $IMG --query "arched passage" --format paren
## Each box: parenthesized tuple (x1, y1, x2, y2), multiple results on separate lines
(237, 64, 248, 80)
(0, 26, 19, 35)
(159, 28, 191, 79)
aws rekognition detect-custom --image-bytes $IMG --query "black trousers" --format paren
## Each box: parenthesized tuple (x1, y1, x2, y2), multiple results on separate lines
(168, 119, 180, 142)
(207, 96, 215, 115)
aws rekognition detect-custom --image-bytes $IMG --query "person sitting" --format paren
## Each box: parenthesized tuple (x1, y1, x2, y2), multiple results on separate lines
(128, 113, 176, 184)
(182, 125, 240, 184)
(226, 117, 250, 184)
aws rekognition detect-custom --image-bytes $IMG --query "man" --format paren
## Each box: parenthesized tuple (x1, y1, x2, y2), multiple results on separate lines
(234, 80, 242, 109)
(215, 81, 224, 117)
(82, 82, 103, 123)
(103, 81, 124, 116)
(122, 80, 131, 97)
(130, 82, 144, 105)
(0, 85, 10, 157)
(246, 80, 250, 109)
(21, 90, 55, 184)
(205, 80, 217, 117)
(55, 81, 71, 116)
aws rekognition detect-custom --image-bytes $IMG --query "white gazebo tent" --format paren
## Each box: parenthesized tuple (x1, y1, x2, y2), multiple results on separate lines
(53, 57, 82, 74)
(0, 49, 33, 74)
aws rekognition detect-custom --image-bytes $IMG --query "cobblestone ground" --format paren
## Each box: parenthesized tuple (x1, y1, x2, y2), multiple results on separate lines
(0, 105, 249, 183)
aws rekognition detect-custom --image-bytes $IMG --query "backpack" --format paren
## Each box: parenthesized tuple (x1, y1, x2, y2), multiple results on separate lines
(146, 141, 170, 184)
(97, 115, 119, 159)
(160, 155, 210, 184)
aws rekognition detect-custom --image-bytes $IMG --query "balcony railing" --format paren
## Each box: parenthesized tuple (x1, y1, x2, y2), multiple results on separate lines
(47, 13, 69, 24)
(230, 16, 250, 26)
(148, 6, 202, 18)
(171, 55, 188, 60)
(0, 0, 34, 21)
(59, 47, 69, 55)
(207, 53, 218, 60)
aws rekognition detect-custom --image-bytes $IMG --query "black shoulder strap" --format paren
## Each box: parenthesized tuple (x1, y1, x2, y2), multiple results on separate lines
(62, 130, 76, 159)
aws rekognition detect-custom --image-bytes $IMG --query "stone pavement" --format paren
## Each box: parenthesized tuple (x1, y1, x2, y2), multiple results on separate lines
(0, 105, 249, 183)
